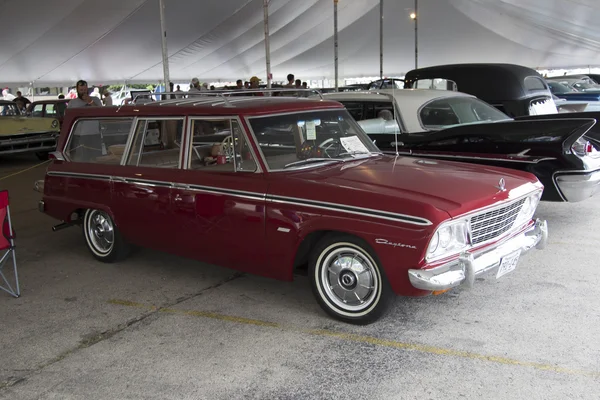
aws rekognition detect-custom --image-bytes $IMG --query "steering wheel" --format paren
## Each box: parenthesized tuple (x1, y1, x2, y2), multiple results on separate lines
(222, 135, 234, 160)
(318, 138, 341, 158)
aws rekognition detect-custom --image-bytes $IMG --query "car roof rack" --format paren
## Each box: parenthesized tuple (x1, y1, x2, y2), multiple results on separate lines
(128, 88, 325, 108)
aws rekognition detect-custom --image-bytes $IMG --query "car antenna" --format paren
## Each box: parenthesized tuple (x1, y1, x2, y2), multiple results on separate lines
(391, 81, 400, 157)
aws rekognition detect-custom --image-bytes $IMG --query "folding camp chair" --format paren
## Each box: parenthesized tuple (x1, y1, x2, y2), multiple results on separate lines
(0, 190, 19, 297)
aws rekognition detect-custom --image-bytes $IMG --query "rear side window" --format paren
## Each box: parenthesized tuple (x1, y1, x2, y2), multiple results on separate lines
(524, 76, 548, 91)
(66, 118, 134, 164)
(419, 97, 510, 130)
(127, 118, 184, 168)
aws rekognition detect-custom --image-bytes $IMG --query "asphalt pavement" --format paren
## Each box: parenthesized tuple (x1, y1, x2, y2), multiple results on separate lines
(0, 154, 598, 400)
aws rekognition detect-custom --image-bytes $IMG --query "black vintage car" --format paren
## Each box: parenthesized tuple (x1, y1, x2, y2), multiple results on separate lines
(403, 63, 557, 118)
(320, 89, 600, 203)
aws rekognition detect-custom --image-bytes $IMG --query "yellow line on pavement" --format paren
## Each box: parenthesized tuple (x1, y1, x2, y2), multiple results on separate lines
(108, 298, 599, 379)
(0, 159, 51, 182)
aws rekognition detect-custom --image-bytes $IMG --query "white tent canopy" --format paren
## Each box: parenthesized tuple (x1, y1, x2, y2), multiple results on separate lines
(1, 0, 599, 86)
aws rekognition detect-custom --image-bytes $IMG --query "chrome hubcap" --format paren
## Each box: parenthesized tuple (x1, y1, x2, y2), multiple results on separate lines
(321, 246, 378, 312)
(87, 211, 114, 253)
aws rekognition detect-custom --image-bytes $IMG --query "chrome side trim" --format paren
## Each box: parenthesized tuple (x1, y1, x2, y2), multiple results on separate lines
(388, 151, 556, 164)
(47, 171, 112, 181)
(185, 184, 266, 201)
(267, 195, 432, 226)
(43, 172, 431, 225)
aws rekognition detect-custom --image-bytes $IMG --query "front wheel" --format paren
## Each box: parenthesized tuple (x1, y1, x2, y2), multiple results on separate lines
(309, 234, 394, 324)
(83, 209, 130, 263)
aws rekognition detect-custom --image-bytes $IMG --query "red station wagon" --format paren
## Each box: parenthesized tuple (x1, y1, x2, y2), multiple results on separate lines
(36, 93, 548, 324)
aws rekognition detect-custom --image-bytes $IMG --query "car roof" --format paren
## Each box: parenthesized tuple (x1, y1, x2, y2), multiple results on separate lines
(31, 99, 70, 104)
(61, 95, 345, 120)
(321, 88, 473, 102)
(404, 63, 548, 101)
(320, 89, 476, 132)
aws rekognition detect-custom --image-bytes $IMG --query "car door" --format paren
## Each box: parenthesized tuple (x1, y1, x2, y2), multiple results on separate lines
(170, 116, 269, 276)
(111, 117, 186, 253)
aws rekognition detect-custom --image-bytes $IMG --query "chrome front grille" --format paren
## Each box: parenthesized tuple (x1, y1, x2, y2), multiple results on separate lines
(469, 198, 526, 245)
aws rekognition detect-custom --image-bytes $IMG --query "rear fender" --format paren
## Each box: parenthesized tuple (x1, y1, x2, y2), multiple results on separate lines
(402, 118, 597, 155)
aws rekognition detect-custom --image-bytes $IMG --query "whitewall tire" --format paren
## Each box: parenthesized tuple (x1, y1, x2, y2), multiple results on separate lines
(309, 234, 394, 324)
(83, 209, 129, 263)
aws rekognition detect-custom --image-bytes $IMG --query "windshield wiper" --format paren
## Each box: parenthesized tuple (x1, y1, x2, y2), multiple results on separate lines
(337, 150, 382, 157)
(283, 157, 346, 169)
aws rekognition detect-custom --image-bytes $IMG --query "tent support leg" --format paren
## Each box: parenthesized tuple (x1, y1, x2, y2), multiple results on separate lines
(380, 0, 383, 79)
(263, 0, 272, 89)
(334, 0, 339, 91)
(159, 0, 170, 97)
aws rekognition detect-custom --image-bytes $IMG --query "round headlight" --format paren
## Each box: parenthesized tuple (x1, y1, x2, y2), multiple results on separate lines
(439, 226, 452, 248)
(51, 120, 59, 128)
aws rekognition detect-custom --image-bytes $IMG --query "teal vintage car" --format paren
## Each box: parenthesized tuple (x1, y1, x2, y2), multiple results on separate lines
(0, 100, 60, 158)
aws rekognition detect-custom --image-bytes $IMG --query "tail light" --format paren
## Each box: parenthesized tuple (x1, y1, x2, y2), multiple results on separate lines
(571, 137, 594, 157)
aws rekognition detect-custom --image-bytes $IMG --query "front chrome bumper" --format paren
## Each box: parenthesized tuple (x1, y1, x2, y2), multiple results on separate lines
(554, 169, 600, 202)
(408, 219, 548, 292)
(0, 132, 58, 155)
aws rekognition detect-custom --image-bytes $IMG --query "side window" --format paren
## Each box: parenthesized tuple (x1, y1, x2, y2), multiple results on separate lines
(127, 119, 184, 168)
(45, 103, 56, 116)
(66, 118, 134, 164)
(342, 102, 365, 120)
(31, 104, 44, 117)
(414, 79, 457, 91)
(419, 99, 460, 129)
(524, 76, 547, 91)
(187, 119, 257, 172)
(364, 102, 394, 120)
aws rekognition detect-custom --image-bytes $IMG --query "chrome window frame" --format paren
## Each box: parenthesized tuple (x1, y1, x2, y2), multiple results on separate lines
(244, 108, 377, 173)
(123, 116, 186, 168)
(64, 116, 137, 164)
(184, 115, 262, 173)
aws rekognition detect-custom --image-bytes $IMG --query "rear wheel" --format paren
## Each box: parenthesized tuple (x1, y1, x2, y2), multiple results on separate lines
(309, 234, 394, 324)
(83, 209, 130, 262)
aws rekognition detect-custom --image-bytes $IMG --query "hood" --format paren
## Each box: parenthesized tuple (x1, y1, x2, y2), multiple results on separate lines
(281, 155, 541, 220)
(0, 116, 59, 135)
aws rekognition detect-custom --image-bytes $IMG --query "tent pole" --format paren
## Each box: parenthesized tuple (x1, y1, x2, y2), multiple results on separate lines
(158, 0, 170, 98)
(334, 0, 339, 91)
(263, 0, 272, 89)
(380, 0, 383, 79)
(414, 0, 418, 69)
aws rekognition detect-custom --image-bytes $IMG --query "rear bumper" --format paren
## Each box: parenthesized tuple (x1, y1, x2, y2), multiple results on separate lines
(408, 219, 548, 291)
(0, 132, 58, 155)
(554, 169, 600, 202)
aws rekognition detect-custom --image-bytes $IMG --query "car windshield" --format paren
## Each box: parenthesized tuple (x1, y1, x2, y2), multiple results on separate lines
(248, 109, 381, 170)
(0, 103, 20, 116)
(419, 96, 511, 130)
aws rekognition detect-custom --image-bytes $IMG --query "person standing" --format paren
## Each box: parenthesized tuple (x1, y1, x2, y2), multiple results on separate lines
(189, 78, 202, 92)
(249, 76, 264, 96)
(68, 80, 102, 108)
(13, 91, 31, 112)
(102, 89, 113, 106)
(284, 74, 295, 88)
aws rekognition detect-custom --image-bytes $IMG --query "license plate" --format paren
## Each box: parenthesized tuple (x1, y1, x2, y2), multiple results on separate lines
(496, 250, 521, 279)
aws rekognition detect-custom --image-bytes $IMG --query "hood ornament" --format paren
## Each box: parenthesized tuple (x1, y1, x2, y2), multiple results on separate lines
(496, 178, 506, 192)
